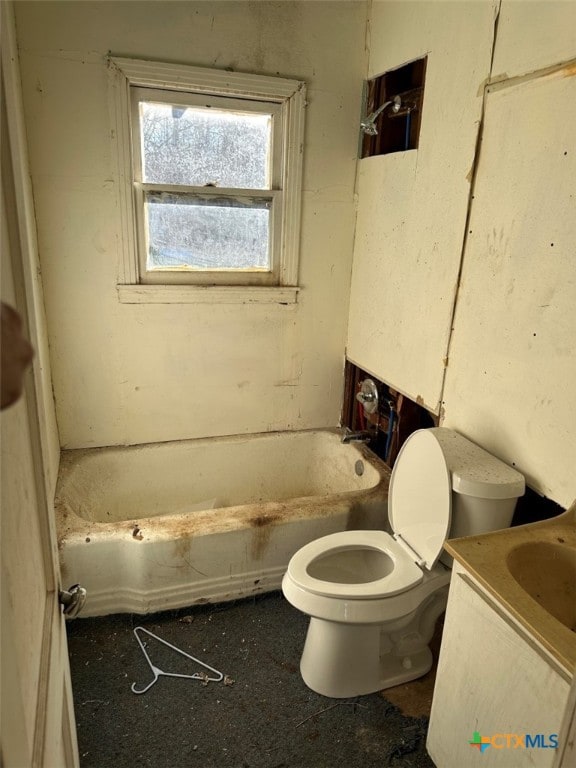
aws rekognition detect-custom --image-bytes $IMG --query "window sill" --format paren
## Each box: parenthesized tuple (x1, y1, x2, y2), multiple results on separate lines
(117, 284, 300, 305)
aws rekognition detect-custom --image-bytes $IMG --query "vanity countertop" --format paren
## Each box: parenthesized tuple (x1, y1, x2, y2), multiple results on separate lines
(444, 501, 576, 673)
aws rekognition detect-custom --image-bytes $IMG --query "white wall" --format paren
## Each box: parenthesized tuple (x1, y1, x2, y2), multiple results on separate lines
(1, 156, 47, 768)
(347, 0, 498, 413)
(15, 0, 576, 506)
(2, 3, 61, 496)
(442, 1, 576, 507)
(14, 0, 367, 448)
(2, 6, 76, 757)
(349, 0, 576, 507)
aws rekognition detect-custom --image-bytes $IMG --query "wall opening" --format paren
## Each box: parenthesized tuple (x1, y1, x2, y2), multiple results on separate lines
(361, 56, 427, 158)
(512, 488, 564, 528)
(342, 360, 436, 467)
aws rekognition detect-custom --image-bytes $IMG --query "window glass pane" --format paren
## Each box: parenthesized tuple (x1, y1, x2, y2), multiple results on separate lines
(139, 102, 272, 189)
(145, 193, 270, 271)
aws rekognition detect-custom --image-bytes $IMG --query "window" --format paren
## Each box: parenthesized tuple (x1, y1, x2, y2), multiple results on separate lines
(109, 58, 306, 303)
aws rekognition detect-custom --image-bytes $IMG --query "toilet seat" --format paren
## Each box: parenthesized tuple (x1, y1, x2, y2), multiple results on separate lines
(286, 530, 424, 599)
(286, 430, 455, 602)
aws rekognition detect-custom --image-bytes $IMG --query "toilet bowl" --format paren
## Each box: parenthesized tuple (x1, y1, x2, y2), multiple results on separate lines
(282, 427, 525, 698)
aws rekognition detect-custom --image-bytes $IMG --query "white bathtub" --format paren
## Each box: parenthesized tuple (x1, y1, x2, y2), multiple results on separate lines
(55, 429, 390, 617)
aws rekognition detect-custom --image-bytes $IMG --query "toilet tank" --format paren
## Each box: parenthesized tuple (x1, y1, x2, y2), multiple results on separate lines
(430, 428, 525, 540)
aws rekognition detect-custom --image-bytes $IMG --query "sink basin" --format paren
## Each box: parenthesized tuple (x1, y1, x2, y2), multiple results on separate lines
(444, 502, 576, 672)
(507, 541, 576, 632)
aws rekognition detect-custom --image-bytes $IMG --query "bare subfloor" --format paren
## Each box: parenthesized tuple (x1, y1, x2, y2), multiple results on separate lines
(67, 592, 439, 768)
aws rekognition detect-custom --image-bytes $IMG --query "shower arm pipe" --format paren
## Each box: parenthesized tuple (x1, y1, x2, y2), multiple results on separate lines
(360, 95, 402, 134)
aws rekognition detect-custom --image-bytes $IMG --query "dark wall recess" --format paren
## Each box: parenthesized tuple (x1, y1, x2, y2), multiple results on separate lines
(361, 56, 427, 158)
(343, 367, 565, 525)
(342, 360, 436, 467)
(512, 488, 564, 528)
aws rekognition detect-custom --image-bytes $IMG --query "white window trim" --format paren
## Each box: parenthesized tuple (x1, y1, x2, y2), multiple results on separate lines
(108, 57, 306, 304)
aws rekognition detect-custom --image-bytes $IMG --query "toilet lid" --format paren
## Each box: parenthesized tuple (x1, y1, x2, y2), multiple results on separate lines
(389, 429, 452, 570)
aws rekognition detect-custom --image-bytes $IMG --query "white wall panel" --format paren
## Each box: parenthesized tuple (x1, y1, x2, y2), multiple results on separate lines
(442, 67, 576, 506)
(347, 1, 497, 412)
(492, 0, 576, 80)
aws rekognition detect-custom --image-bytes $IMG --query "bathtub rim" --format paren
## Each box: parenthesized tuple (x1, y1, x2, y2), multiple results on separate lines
(55, 428, 391, 544)
(54, 427, 391, 532)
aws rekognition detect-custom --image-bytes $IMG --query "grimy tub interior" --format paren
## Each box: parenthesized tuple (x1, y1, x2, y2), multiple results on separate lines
(56, 429, 390, 617)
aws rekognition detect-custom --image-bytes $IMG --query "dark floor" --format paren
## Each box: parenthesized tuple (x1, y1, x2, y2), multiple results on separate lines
(67, 592, 438, 768)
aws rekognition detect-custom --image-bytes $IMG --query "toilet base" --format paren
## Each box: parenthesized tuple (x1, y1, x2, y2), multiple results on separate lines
(300, 618, 433, 698)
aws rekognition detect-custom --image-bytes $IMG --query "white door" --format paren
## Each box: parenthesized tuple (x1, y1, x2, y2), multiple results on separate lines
(1, 4, 80, 765)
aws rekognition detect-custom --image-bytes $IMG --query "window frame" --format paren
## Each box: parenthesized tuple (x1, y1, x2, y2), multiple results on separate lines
(108, 57, 306, 303)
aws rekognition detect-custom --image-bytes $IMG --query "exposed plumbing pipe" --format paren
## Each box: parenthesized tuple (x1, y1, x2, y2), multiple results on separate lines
(360, 95, 402, 135)
(384, 399, 396, 463)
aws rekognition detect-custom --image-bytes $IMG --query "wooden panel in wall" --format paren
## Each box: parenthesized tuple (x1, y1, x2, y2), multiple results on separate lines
(347, 1, 497, 413)
(441, 64, 576, 507)
(492, 0, 576, 81)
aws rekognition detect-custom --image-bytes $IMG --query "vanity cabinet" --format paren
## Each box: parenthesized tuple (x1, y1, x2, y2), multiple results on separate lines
(427, 562, 572, 767)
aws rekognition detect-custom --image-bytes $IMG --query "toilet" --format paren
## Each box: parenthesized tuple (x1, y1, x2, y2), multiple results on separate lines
(282, 427, 525, 698)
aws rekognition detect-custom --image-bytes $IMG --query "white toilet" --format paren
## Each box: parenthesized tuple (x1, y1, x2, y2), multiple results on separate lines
(282, 427, 525, 698)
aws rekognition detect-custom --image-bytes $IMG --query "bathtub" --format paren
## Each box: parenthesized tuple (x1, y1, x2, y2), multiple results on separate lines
(55, 429, 390, 617)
